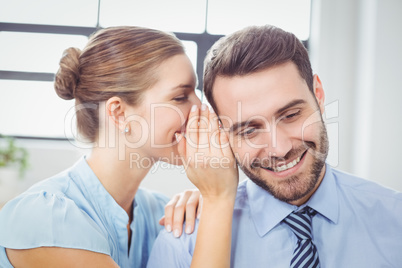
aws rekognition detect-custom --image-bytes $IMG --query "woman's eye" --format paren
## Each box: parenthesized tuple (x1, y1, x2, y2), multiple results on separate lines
(173, 95, 188, 102)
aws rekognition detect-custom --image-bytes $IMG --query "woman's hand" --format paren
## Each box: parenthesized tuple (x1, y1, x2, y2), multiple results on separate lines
(176, 103, 239, 268)
(159, 189, 201, 237)
(176, 104, 239, 202)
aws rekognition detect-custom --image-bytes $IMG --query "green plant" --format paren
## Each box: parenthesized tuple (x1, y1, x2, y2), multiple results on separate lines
(0, 135, 29, 177)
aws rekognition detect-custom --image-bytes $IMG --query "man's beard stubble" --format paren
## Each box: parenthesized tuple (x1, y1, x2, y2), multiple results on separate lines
(238, 122, 329, 204)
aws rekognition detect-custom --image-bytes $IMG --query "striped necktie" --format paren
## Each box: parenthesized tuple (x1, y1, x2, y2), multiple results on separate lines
(283, 207, 320, 268)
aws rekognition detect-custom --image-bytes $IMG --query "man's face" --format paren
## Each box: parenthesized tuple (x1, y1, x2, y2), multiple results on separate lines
(213, 61, 329, 206)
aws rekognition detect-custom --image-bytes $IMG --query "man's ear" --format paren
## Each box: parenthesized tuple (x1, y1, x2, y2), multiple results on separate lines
(313, 74, 325, 114)
(106, 96, 128, 133)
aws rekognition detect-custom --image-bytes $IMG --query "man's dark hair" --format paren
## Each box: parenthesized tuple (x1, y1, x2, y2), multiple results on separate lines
(203, 25, 313, 113)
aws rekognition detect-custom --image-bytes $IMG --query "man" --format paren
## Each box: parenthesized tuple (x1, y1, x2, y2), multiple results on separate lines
(147, 25, 402, 267)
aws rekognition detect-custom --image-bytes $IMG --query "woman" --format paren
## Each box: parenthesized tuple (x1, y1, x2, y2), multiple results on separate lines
(0, 26, 238, 267)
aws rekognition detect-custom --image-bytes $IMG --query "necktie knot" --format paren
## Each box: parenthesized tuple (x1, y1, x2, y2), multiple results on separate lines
(283, 207, 320, 268)
(283, 207, 316, 241)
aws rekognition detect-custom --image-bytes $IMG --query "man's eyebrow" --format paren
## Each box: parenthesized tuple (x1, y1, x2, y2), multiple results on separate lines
(275, 99, 306, 116)
(229, 99, 306, 134)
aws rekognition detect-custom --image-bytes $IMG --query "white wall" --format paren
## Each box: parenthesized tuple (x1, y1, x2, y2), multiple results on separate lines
(310, 0, 402, 191)
(1, 0, 401, 206)
(369, 0, 402, 190)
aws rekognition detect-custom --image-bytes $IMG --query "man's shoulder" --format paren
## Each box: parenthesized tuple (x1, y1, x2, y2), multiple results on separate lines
(148, 181, 253, 267)
(330, 167, 402, 203)
(147, 223, 195, 267)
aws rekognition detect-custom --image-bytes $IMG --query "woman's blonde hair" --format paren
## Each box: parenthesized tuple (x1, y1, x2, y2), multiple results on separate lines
(54, 26, 185, 142)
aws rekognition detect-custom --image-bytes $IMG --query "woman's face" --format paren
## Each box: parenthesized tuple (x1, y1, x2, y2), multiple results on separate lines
(126, 54, 201, 165)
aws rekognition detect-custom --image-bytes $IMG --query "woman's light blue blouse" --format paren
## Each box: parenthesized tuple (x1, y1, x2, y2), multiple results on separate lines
(0, 157, 169, 268)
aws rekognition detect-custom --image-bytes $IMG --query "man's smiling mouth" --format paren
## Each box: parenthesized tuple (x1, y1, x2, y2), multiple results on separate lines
(261, 150, 307, 173)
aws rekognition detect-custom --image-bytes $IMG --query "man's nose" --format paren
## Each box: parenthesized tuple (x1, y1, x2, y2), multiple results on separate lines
(262, 126, 292, 159)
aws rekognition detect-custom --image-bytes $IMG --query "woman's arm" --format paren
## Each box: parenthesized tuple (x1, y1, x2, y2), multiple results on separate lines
(192, 196, 235, 268)
(177, 104, 238, 268)
(6, 247, 120, 268)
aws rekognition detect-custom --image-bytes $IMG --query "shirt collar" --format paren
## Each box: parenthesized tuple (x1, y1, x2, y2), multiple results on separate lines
(69, 156, 129, 227)
(246, 163, 339, 237)
(306, 163, 339, 224)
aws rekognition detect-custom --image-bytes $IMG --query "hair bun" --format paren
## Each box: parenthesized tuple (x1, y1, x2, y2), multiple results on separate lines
(54, 47, 81, 100)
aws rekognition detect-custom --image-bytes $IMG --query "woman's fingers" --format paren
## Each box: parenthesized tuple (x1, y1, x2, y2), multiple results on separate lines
(162, 105, 236, 242)
(163, 194, 180, 232)
(219, 128, 233, 159)
(161, 190, 201, 237)
(186, 105, 199, 158)
(172, 190, 196, 237)
(175, 132, 186, 162)
(184, 103, 225, 159)
(198, 104, 210, 153)
(184, 190, 201, 234)
(159, 216, 165, 226)
(181, 103, 238, 201)
(208, 107, 224, 156)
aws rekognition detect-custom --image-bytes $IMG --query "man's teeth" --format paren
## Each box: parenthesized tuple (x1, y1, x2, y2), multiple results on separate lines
(272, 156, 301, 172)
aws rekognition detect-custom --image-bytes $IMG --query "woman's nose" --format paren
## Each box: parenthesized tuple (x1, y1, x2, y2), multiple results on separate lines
(192, 94, 202, 106)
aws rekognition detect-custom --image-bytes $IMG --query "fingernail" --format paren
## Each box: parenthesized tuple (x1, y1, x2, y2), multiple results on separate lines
(209, 106, 215, 113)
(174, 229, 180, 238)
(201, 103, 207, 111)
(191, 105, 197, 112)
(185, 225, 192, 234)
(166, 224, 172, 232)
(174, 133, 180, 142)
